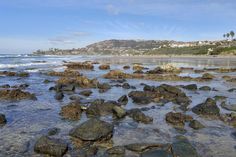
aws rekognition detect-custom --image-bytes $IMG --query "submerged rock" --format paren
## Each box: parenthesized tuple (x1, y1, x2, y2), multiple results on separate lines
(192, 98, 220, 117)
(34, 136, 68, 157)
(128, 109, 153, 124)
(141, 146, 173, 157)
(0, 113, 7, 124)
(0, 89, 36, 101)
(172, 136, 199, 157)
(199, 86, 211, 91)
(125, 143, 165, 152)
(60, 102, 82, 120)
(70, 118, 114, 141)
(189, 120, 205, 130)
(165, 112, 193, 127)
(54, 92, 64, 100)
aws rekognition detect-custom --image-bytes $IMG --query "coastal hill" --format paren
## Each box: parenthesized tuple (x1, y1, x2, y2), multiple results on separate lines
(33, 39, 236, 56)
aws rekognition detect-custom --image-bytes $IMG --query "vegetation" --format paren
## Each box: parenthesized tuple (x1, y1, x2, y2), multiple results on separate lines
(223, 30, 235, 40)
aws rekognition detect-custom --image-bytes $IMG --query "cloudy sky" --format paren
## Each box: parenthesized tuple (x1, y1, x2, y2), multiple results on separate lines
(0, 0, 236, 53)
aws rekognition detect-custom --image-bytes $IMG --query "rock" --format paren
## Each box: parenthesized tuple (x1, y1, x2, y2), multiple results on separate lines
(103, 70, 134, 79)
(47, 128, 60, 136)
(133, 64, 145, 71)
(125, 143, 165, 152)
(128, 91, 152, 105)
(182, 84, 197, 91)
(214, 95, 227, 101)
(122, 83, 131, 89)
(86, 100, 115, 117)
(0, 84, 10, 88)
(43, 79, 52, 83)
(133, 70, 144, 74)
(99, 64, 110, 70)
(69, 95, 82, 101)
(70, 118, 114, 141)
(201, 73, 214, 80)
(79, 90, 92, 97)
(199, 86, 211, 91)
(172, 136, 199, 157)
(128, 109, 153, 124)
(57, 76, 97, 88)
(54, 92, 64, 100)
(65, 61, 94, 70)
(47, 69, 81, 77)
(113, 106, 126, 118)
(141, 147, 173, 157)
(117, 95, 128, 105)
(192, 98, 220, 117)
(60, 102, 82, 120)
(146, 67, 163, 74)
(160, 64, 181, 73)
(189, 120, 205, 130)
(17, 72, 29, 77)
(220, 113, 236, 127)
(165, 112, 193, 127)
(0, 113, 7, 124)
(34, 136, 68, 157)
(61, 84, 75, 91)
(97, 83, 111, 93)
(106, 146, 125, 157)
(221, 102, 236, 112)
(0, 89, 36, 100)
(228, 88, 236, 92)
(123, 65, 130, 69)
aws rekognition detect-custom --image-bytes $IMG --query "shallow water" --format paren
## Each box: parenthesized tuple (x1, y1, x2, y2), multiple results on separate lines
(0, 55, 236, 157)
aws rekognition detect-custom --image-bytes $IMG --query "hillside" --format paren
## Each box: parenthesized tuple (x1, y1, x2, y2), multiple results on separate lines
(33, 39, 236, 56)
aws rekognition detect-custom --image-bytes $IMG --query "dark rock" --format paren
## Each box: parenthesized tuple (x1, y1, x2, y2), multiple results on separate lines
(48, 128, 60, 136)
(99, 64, 110, 70)
(113, 106, 126, 118)
(125, 143, 165, 152)
(128, 109, 153, 124)
(54, 92, 64, 100)
(221, 102, 236, 112)
(199, 86, 211, 91)
(43, 79, 52, 84)
(60, 102, 82, 120)
(0, 84, 10, 88)
(141, 147, 173, 157)
(117, 95, 128, 105)
(79, 90, 92, 97)
(189, 120, 205, 130)
(122, 83, 131, 89)
(98, 83, 111, 93)
(182, 84, 197, 91)
(123, 65, 130, 69)
(70, 118, 114, 141)
(106, 146, 125, 157)
(192, 98, 220, 117)
(65, 61, 94, 70)
(165, 112, 193, 127)
(228, 88, 236, 92)
(133, 70, 144, 74)
(0, 113, 7, 124)
(17, 72, 29, 77)
(69, 95, 82, 101)
(231, 131, 236, 139)
(0, 89, 36, 100)
(34, 136, 68, 157)
(61, 84, 75, 91)
(214, 95, 227, 101)
(128, 91, 152, 105)
(172, 136, 199, 157)
(201, 73, 214, 80)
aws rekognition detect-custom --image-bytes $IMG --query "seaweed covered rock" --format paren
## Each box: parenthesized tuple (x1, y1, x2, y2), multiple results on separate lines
(192, 98, 220, 117)
(60, 102, 82, 120)
(34, 136, 68, 157)
(64, 61, 94, 70)
(0, 113, 7, 124)
(70, 118, 114, 141)
(47, 69, 81, 77)
(0, 89, 36, 101)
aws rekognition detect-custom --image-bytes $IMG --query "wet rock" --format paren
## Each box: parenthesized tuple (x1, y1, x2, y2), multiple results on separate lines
(0, 89, 36, 100)
(17, 72, 29, 77)
(99, 64, 110, 70)
(189, 120, 205, 130)
(128, 109, 153, 124)
(228, 88, 236, 92)
(231, 131, 236, 139)
(133, 64, 145, 71)
(97, 83, 111, 93)
(201, 73, 214, 80)
(146, 67, 163, 74)
(199, 86, 211, 91)
(69, 95, 82, 101)
(125, 143, 165, 152)
(123, 65, 130, 69)
(172, 136, 199, 157)
(214, 95, 227, 101)
(54, 92, 64, 100)
(70, 118, 114, 141)
(165, 112, 193, 127)
(122, 83, 131, 89)
(47, 69, 81, 77)
(133, 69, 144, 74)
(47, 128, 60, 136)
(128, 91, 152, 105)
(0, 113, 7, 124)
(53, 84, 75, 92)
(86, 99, 115, 116)
(79, 90, 92, 97)
(34, 136, 68, 157)
(65, 61, 94, 70)
(182, 84, 197, 91)
(113, 106, 126, 118)
(220, 113, 236, 127)
(0, 84, 10, 88)
(221, 102, 236, 112)
(117, 95, 128, 105)
(106, 146, 125, 157)
(60, 102, 82, 120)
(160, 64, 181, 73)
(141, 146, 173, 157)
(57, 76, 97, 88)
(103, 70, 134, 79)
(192, 98, 220, 117)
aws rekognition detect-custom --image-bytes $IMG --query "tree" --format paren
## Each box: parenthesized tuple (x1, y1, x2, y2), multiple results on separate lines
(226, 33, 230, 39)
(230, 30, 235, 39)
(223, 34, 226, 39)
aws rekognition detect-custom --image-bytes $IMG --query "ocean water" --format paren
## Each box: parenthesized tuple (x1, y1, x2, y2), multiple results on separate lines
(0, 54, 236, 156)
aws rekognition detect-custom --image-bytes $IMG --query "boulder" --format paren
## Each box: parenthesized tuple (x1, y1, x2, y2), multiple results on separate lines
(97, 83, 111, 93)
(182, 84, 197, 91)
(123, 65, 130, 69)
(201, 73, 214, 80)
(199, 86, 211, 91)
(192, 98, 220, 117)
(106, 146, 125, 157)
(189, 120, 205, 130)
(0, 89, 36, 100)
(113, 106, 126, 118)
(128, 109, 153, 124)
(0, 113, 7, 124)
(165, 112, 193, 127)
(60, 102, 82, 120)
(70, 118, 114, 141)
(79, 90, 92, 97)
(86, 100, 115, 117)
(34, 136, 68, 157)
(64, 61, 94, 70)
(117, 95, 128, 105)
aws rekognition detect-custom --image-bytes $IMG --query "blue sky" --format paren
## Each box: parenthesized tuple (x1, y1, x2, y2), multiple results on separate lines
(0, 0, 236, 53)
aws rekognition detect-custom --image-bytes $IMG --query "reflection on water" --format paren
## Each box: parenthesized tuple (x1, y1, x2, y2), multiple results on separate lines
(0, 55, 236, 156)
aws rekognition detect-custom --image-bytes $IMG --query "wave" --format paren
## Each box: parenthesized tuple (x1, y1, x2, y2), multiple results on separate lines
(0, 62, 60, 69)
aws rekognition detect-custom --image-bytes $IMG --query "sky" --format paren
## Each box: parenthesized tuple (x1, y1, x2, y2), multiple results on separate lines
(0, 0, 236, 53)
